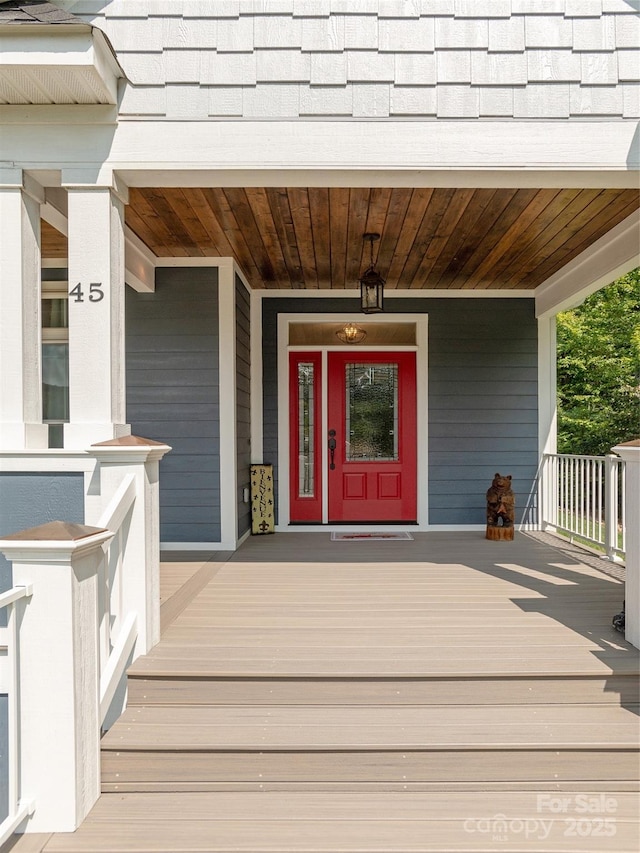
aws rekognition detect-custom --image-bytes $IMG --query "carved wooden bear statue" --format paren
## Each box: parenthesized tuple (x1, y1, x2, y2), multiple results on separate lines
(486, 473, 515, 541)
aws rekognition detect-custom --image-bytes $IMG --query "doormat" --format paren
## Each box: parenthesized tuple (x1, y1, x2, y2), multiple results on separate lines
(331, 531, 414, 541)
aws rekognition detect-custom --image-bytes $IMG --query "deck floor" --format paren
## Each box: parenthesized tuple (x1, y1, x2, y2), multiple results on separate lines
(139, 532, 634, 680)
(10, 532, 639, 853)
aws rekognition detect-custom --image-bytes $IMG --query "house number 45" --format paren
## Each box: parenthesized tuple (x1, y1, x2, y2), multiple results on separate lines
(69, 282, 104, 303)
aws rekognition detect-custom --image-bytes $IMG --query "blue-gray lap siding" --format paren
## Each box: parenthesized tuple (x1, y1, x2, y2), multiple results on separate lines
(262, 297, 538, 526)
(0, 471, 84, 822)
(236, 275, 251, 538)
(126, 268, 220, 543)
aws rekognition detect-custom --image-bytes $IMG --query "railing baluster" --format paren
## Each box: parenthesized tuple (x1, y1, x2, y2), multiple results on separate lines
(541, 452, 625, 562)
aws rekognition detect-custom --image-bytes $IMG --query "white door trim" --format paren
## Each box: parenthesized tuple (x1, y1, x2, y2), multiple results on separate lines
(277, 312, 429, 532)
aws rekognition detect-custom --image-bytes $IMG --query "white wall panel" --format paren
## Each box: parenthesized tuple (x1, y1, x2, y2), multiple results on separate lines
(256, 49, 310, 82)
(527, 50, 581, 82)
(395, 52, 436, 85)
(254, 15, 302, 47)
(353, 82, 390, 116)
(119, 84, 166, 115)
(437, 50, 471, 83)
(118, 52, 164, 86)
(82, 1, 640, 121)
(165, 83, 208, 118)
(347, 51, 394, 82)
(580, 52, 619, 85)
(615, 14, 640, 48)
(437, 83, 479, 117)
(573, 16, 616, 52)
(435, 17, 489, 48)
(217, 15, 255, 51)
(570, 83, 623, 114)
(300, 83, 353, 114)
(164, 50, 202, 83)
(301, 15, 345, 50)
(378, 0, 421, 18)
(514, 82, 570, 117)
(478, 86, 514, 116)
(455, 0, 510, 18)
(243, 83, 300, 116)
(565, 0, 602, 17)
(201, 52, 257, 85)
(390, 84, 436, 114)
(622, 81, 640, 116)
(310, 52, 347, 85)
(379, 17, 435, 52)
(162, 17, 217, 48)
(344, 14, 378, 49)
(472, 52, 527, 85)
(618, 50, 640, 81)
(488, 16, 525, 53)
(524, 16, 573, 48)
(208, 86, 243, 116)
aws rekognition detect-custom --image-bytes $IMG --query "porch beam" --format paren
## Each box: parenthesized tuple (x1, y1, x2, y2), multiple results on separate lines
(535, 210, 640, 318)
(1, 115, 638, 188)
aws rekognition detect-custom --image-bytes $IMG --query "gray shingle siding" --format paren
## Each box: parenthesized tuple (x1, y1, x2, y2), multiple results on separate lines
(126, 267, 221, 543)
(262, 297, 538, 526)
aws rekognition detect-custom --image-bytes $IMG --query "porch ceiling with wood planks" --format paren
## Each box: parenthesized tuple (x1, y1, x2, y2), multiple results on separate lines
(43, 186, 639, 290)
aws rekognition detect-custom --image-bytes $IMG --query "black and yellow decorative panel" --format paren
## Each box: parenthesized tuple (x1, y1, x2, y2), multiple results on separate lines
(250, 464, 275, 535)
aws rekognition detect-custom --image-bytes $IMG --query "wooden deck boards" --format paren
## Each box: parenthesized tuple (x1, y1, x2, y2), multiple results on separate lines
(130, 556, 635, 678)
(24, 533, 640, 852)
(39, 792, 640, 852)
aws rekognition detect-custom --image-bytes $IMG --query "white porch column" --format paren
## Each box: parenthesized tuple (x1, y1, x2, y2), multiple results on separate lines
(0, 522, 113, 833)
(64, 183, 130, 448)
(537, 314, 557, 528)
(612, 441, 640, 650)
(0, 170, 48, 449)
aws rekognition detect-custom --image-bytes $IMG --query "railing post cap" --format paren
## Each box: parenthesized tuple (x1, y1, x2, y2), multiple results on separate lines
(88, 434, 171, 463)
(0, 522, 113, 562)
(0, 521, 107, 542)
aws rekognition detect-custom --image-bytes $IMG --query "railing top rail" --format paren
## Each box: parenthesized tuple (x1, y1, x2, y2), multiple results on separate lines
(0, 585, 33, 609)
(96, 472, 136, 533)
(544, 452, 622, 463)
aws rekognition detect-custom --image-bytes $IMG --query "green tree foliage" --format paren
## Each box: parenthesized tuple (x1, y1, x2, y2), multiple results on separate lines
(557, 269, 640, 455)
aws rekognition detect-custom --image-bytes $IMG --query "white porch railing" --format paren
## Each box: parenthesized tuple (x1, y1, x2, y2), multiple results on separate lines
(540, 452, 626, 562)
(0, 437, 170, 836)
(0, 585, 35, 846)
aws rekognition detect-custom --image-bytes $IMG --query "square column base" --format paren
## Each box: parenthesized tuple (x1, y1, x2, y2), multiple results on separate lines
(64, 422, 131, 449)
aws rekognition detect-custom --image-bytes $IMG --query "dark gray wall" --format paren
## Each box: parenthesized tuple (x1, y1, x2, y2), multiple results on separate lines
(262, 297, 538, 526)
(0, 472, 85, 595)
(0, 471, 84, 821)
(126, 268, 220, 543)
(236, 275, 251, 538)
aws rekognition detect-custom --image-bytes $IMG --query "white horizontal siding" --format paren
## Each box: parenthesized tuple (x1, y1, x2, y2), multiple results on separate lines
(66, 0, 639, 120)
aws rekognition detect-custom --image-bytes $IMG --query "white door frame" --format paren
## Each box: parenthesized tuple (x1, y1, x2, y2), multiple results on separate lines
(276, 312, 429, 532)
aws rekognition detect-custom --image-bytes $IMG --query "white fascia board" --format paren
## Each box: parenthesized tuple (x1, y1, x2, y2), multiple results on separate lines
(535, 210, 640, 318)
(0, 27, 123, 105)
(0, 117, 638, 188)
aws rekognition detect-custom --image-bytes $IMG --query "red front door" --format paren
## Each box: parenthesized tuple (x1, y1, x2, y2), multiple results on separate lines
(327, 351, 417, 523)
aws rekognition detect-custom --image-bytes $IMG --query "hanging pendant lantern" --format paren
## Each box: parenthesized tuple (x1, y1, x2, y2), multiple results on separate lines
(360, 232, 385, 314)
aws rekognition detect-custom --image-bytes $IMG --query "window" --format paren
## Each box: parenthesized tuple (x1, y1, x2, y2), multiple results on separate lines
(41, 280, 69, 448)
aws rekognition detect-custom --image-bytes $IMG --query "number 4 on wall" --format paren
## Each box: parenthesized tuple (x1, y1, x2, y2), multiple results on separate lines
(69, 283, 104, 303)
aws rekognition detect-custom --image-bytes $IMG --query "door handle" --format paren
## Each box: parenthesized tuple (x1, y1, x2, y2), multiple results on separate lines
(328, 429, 336, 470)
